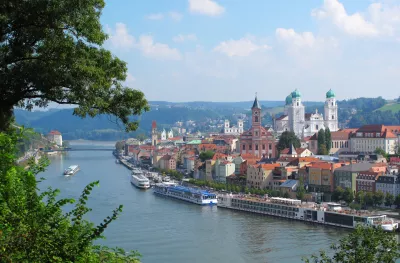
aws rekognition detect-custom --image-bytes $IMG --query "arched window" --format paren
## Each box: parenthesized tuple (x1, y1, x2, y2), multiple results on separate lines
(316, 125, 319, 130)
(332, 102, 334, 106)
(297, 102, 299, 106)
(255, 116, 259, 122)
(242, 144, 246, 150)
(332, 115, 334, 120)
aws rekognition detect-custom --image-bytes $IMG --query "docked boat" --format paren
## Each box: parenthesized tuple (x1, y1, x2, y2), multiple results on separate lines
(154, 183, 218, 205)
(217, 194, 398, 231)
(130, 169, 150, 189)
(64, 165, 80, 176)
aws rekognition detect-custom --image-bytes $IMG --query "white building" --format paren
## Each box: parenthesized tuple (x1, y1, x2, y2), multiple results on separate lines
(223, 119, 244, 135)
(215, 159, 235, 183)
(274, 89, 339, 138)
(160, 129, 174, 141)
(349, 125, 398, 154)
(47, 130, 63, 146)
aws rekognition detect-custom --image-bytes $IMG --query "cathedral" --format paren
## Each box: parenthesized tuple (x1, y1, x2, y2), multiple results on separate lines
(273, 89, 338, 138)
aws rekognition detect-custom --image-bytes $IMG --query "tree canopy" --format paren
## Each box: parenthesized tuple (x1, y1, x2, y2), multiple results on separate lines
(0, 0, 149, 131)
(199, 150, 215, 162)
(276, 131, 301, 153)
(303, 225, 400, 262)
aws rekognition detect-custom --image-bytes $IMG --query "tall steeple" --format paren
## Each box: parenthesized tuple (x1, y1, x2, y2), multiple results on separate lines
(251, 93, 261, 128)
(252, 92, 261, 109)
(151, 121, 157, 146)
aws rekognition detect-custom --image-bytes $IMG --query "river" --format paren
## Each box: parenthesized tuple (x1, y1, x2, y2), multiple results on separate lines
(38, 141, 347, 263)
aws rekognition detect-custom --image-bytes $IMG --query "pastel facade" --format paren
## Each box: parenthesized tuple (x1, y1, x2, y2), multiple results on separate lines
(47, 130, 63, 146)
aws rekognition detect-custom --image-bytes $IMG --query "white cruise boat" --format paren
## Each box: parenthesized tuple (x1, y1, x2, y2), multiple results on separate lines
(217, 194, 398, 231)
(130, 169, 150, 189)
(154, 183, 217, 205)
(64, 165, 79, 176)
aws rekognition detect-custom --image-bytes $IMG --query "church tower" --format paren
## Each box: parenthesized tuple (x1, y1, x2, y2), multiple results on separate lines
(251, 94, 261, 129)
(151, 121, 158, 146)
(289, 89, 305, 137)
(324, 89, 338, 131)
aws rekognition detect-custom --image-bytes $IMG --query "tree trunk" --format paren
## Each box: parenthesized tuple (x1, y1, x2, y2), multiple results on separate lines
(0, 105, 15, 132)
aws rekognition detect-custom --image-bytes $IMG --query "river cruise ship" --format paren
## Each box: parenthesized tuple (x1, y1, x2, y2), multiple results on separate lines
(130, 169, 150, 189)
(64, 165, 80, 176)
(154, 183, 218, 205)
(217, 194, 398, 231)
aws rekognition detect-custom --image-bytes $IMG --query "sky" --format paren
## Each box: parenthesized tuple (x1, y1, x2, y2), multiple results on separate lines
(88, 0, 400, 102)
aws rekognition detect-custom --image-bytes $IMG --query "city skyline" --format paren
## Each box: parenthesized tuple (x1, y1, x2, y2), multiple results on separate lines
(100, 0, 400, 102)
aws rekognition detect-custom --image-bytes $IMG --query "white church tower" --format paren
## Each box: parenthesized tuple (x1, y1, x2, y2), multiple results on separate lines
(167, 129, 174, 139)
(324, 89, 338, 131)
(288, 89, 305, 137)
(161, 129, 167, 141)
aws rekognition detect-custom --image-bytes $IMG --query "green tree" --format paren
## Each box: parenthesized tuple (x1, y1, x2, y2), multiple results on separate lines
(374, 147, 388, 158)
(331, 186, 344, 202)
(0, 129, 141, 262)
(283, 192, 290, 198)
(296, 176, 306, 201)
(199, 150, 215, 162)
(317, 129, 327, 155)
(365, 192, 375, 206)
(115, 141, 125, 151)
(342, 187, 354, 204)
(0, 0, 149, 132)
(355, 191, 365, 205)
(373, 191, 385, 206)
(303, 225, 400, 262)
(324, 128, 332, 153)
(276, 131, 301, 154)
(62, 140, 70, 148)
(385, 192, 395, 207)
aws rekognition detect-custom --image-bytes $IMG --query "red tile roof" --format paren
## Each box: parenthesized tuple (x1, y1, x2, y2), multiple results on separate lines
(48, 130, 61, 135)
(152, 121, 157, 129)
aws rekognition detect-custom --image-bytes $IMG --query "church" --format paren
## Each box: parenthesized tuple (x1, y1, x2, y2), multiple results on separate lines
(273, 89, 338, 138)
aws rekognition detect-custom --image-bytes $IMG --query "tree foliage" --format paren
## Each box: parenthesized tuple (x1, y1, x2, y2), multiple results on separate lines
(385, 192, 395, 207)
(199, 150, 215, 162)
(342, 187, 354, 204)
(115, 141, 125, 152)
(296, 176, 306, 201)
(277, 131, 301, 153)
(331, 186, 344, 202)
(324, 128, 331, 153)
(303, 225, 400, 263)
(0, 0, 149, 132)
(317, 129, 327, 155)
(0, 128, 141, 262)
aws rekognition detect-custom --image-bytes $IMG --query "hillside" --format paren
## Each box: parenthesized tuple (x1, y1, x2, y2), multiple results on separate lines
(375, 102, 400, 113)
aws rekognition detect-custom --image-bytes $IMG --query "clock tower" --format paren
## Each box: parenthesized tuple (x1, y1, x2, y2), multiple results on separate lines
(288, 89, 305, 137)
(251, 94, 261, 128)
(324, 89, 338, 131)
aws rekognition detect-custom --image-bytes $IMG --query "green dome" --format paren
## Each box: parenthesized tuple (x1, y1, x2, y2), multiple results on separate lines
(326, 89, 335, 98)
(291, 89, 301, 98)
(285, 94, 293, 105)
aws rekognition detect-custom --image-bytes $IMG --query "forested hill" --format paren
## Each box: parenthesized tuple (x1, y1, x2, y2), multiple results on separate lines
(14, 97, 400, 140)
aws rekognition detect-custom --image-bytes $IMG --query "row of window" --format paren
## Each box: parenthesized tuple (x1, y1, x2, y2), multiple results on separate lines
(242, 144, 272, 151)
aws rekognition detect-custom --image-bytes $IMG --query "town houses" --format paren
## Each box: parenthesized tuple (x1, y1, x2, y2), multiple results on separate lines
(118, 91, 400, 204)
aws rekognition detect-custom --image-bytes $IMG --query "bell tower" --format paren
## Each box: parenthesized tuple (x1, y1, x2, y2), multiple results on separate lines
(151, 121, 158, 146)
(252, 93, 261, 128)
(324, 89, 338, 131)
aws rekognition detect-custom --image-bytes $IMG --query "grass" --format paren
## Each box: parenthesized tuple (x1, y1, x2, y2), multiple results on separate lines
(375, 102, 400, 113)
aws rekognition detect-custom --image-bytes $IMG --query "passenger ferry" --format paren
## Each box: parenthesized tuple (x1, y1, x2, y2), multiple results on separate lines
(154, 183, 218, 205)
(218, 194, 398, 231)
(130, 169, 150, 189)
(64, 165, 80, 176)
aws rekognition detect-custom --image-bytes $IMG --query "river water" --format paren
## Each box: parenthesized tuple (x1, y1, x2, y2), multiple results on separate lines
(38, 141, 347, 263)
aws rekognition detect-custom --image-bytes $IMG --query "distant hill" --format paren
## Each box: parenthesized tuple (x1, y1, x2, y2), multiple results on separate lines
(15, 97, 398, 140)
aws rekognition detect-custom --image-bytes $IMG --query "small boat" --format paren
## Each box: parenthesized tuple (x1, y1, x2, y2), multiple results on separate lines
(115, 159, 120, 164)
(64, 165, 80, 176)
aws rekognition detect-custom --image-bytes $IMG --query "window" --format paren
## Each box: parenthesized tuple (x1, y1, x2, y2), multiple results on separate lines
(376, 133, 380, 137)
(332, 102, 334, 106)
(332, 115, 334, 120)
(255, 131, 258, 136)
(255, 144, 258, 150)
(249, 145, 252, 150)
(242, 144, 246, 150)
(297, 102, 299, 106)
(262, 144, 266, 150)
(269, 144, 272, 150)
(255, 116, 259, 122)
(316, 125, 319, 130)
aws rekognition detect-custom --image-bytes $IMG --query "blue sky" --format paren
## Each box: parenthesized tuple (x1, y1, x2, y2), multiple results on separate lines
(101, 0, 400, 102)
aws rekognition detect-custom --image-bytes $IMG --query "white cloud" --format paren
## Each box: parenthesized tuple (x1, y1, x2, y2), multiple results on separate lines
(169, 11, 183, 21)
(173, 34, 197, 42)
(189, 0, 225, 16)
(311, 0, 400, 37)
(213, 37, 271, 57)
(146, 13, 164, 20)
(106, 23, 135, 49)
(146, 11, 183, 21)
(137, 35, 182, 60)
(125, 73, 136, 87)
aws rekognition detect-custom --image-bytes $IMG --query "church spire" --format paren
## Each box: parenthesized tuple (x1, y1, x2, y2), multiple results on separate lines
(252, 93, 261, 109)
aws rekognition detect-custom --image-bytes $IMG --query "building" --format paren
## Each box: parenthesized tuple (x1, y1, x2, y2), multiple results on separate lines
(273, 89, 339, 138)
(309, 130, 350, 155)
(280, 145, 313, 158)
(356, 171, 381, 193)
(246, 163, 280, 189)
(375, 174, 400, 196)
(47, 130, 63, 146)
(239, 95, 276, 158)
(334, 163, 375, 192)
(159, 155, 176, 170)
(223, 119, 244, 135)
(349, 125, 398, 154)
(215, 161, 236, 183)
(151, 121, 157, 146)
